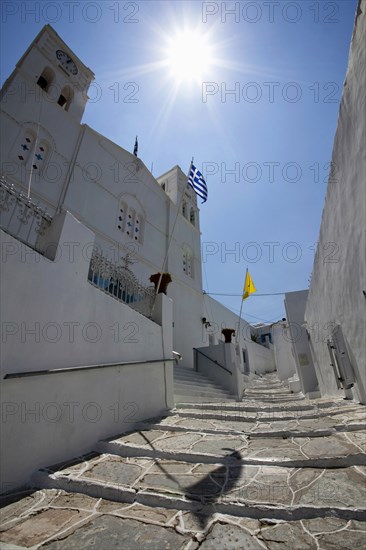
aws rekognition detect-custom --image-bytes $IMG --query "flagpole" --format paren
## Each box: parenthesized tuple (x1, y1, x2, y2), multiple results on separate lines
(151, 158, 194, 312)
(236, 267, 248, 343)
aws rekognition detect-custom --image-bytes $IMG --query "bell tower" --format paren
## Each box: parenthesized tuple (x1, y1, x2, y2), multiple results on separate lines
(156, 165, 203, 291)
(0, 25, 95, 205)
(1, 24, 94, 123)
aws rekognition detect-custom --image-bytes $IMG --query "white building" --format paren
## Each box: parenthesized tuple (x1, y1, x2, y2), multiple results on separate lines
(0, 24, 255, 371)
(305, 3, 365, 405)
(284, 290, 320, 398)
(1, 25, 274, 490)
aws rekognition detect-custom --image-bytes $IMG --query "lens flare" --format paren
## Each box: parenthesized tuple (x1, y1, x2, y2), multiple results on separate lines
(165, 30, 213, 84)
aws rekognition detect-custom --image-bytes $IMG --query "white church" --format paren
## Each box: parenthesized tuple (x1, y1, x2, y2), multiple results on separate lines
(1, 22, 365, 490)
(0, 24, 263, 364)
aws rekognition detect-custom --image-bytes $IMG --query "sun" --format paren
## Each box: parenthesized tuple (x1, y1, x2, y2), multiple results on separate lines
(165, 30, 213, 84)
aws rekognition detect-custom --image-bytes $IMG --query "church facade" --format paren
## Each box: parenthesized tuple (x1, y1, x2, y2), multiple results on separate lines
(0, 24, 252, 371)
(0, 24, 261, 490)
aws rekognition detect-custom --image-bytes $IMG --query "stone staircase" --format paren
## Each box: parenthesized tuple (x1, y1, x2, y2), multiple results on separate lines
(174, 365, 235, 404)
(243, 377, 306, 403)
(1, 373, 365, 549)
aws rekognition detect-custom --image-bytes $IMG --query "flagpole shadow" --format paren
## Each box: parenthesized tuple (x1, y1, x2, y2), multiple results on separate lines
(138, 433, 243, 530)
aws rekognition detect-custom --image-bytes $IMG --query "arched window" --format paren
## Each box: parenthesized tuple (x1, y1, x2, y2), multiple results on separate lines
(190, 207, 195, 226)
(117, 201, 127, 231)
(182, 201, 187, 218)
(37, 67, 55, 92)
(58, 85, 73, 111)
(31, 140, 48, 172)
(117, 199, 144, 244)
(14, 127, 52, 177)
(125, 206, 136, 238)
(134, 211, 142, 241)
(17, 129, 35, 164)
(183, 246, 193, 278)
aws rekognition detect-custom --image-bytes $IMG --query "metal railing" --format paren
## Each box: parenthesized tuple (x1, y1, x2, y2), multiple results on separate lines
(88, 250, 155, 319)
(194, 348, 232, 375)
(0, 177, 52, 251)
(3, 358, 176, 379)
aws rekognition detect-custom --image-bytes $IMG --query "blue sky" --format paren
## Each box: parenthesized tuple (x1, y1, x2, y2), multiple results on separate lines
(0, 0, 357, 324)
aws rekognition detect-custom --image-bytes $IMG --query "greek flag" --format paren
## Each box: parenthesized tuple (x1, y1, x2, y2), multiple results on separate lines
(187, 164, 208, 204)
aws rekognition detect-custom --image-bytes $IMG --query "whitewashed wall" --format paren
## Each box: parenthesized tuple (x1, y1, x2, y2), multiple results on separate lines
(62, 128, 169, 282)
(195, 343, 243, 399)
(203, 295, 251, 346)
(1, 361, 171, 494)
(305, 2, 366, 404)
(285, 290, 320, 395)
(272, 321, 297, 381)
(1, 213, 168, 372)
(246, 340, 276, 375)
(202, 295, 274, 377)
(1, 212, 174, 491)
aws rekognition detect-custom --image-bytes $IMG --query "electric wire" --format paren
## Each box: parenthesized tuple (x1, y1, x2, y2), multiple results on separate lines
(204, 291, 288, 297)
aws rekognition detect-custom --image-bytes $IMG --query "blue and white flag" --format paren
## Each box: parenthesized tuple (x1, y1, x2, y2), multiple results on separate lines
(187, 164, 208, 204)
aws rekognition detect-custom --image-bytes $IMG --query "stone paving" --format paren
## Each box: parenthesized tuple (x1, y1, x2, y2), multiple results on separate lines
(1, 372, 366, 549)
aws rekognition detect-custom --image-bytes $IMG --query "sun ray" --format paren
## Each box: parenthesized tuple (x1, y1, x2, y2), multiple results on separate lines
(146, 80, 181, 145)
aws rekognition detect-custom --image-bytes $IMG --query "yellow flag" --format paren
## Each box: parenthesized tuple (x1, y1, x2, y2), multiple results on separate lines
(243, 270, 256, 300)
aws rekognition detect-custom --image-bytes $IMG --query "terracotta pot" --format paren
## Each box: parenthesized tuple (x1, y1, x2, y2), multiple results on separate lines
(149, 272, 172, 294)
(222, 328, 235, 343)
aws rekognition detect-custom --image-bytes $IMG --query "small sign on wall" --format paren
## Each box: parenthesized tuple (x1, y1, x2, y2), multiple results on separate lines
(298, 353, 309, 367)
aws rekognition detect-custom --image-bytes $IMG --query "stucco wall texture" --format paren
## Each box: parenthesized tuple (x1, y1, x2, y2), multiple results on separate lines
(305, 1, 366, 403)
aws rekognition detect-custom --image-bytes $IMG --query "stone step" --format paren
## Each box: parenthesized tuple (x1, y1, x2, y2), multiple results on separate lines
(245, 385, 292, 390)
(174, 391, 233, 406)
(2, 371, 366, 549)
(174, 378, 227, 390)
(173, 368, 228, 386)
(31, 454, 366, 521)
(174, 388, 233, 400)
(174, 398, 356, 413)
(94, 427, 366, 468)
(174, 380, 229, 393)
(173, 407, 365, 424)
(173, 374, 216, 385)
(1, 487, 365, 549)
(174, 395, 235, 404)
(244, 389, 300, 395)
(244, 389, 293, 396)
(173, 367, 212, 380)
(173, 368, 233, 401)
(134, 417, 366, 440)
(244, 395, 306, 402)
